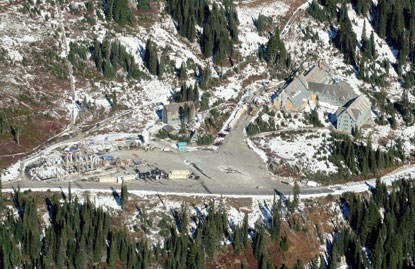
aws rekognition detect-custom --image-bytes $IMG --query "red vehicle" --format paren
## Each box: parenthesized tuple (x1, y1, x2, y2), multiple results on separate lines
(214, 141, 223, 146)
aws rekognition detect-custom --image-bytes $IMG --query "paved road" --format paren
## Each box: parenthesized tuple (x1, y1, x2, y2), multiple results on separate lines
(9, 105, 409, 197)
(2, 84, 335, 196)
(3, 105, 333, 196)
(250, 127, 327, 139)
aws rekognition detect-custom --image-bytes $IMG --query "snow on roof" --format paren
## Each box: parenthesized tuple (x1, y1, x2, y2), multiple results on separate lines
(284, 74, 308, 96)
(336, 95, 371, 121)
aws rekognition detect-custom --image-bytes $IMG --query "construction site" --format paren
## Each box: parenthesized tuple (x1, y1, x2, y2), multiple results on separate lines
(24, 135, 142, 182)
(23, 133, 193, 183)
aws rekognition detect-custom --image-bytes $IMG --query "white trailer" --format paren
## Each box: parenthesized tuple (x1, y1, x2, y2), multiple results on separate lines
(169, 170, 191, 180)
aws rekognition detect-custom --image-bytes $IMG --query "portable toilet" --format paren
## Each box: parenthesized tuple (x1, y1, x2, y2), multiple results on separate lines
(177, 141, 187, 151)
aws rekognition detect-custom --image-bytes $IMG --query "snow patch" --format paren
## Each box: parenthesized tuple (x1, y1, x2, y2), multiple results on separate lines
(1, 161, 21, 181)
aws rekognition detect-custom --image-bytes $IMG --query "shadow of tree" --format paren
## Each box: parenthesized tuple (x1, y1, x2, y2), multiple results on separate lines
(111, 187, 121, 206)
(59, 187, 66, 201)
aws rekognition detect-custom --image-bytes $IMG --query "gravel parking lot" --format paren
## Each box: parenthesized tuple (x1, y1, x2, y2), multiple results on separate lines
(4, 104, 333, 196)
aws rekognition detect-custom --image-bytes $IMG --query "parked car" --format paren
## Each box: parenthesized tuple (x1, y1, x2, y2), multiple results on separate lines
(189, 174, 200, 180)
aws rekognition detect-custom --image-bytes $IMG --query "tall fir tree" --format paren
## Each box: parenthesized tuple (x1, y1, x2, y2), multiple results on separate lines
(144, 39, 159, 75)
(179, 61, 187, 80)
(334, 2, 357, 65)
(200, 4, 235, 65)
(121, 180, 128, 209)
(265, 28, 290, 69)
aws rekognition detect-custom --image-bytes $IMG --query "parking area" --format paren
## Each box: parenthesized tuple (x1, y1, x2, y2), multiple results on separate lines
(14, 99, 318, 195)
(105, 113, 287, 194)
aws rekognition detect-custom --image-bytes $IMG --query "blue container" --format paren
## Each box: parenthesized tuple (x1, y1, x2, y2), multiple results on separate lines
(177, 141, 188, 151)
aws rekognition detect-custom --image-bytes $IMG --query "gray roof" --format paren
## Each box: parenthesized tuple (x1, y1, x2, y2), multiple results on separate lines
(285, 74, 308, 95)
(308, 81, 356, 101)
(283, 75, 310, 108)
(304, 65, 332, 84)
(162, 125, 176, 133)
(282, 62, 356, 109)
(336, 95, 371, 121)
(164, 101, 194, 118)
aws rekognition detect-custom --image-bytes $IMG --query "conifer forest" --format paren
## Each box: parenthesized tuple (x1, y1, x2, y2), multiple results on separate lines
(1, 0, 415, 268)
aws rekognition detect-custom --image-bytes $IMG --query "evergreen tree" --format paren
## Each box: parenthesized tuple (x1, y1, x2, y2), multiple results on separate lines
(105, 0, 114, 21)
(334, 3, 357, 65)
(0, 176, 2, 208)
(200, 66, 211, 89)
(193, 82, 200, 107)
(68, 181, 72, 203)
(270, 196, 281, 242)
(295, 259, 305, 269)
(137, 0, 151, 11)
(167, 0, 200, 41)
(179, 61, 187, 80)
(200, 4, 235, 65)
(91, 38, 137, 79)
(74, 238, 86, 269)
(225, 2, 239, 41)
(258, 44, 265, 61)
(55, 232, 67, 269)
(104, 0, 132, 24)
(113, 0, 131, 25)
(265, 28, 290, 69)
(369, 31, 376, 58)
(289, 182, 300, 213)
(307, 0, 326, 22)
(352, 0, 369, 16)
(361, 21, 372, 59)
(93, 39, 103, 72)
(144, 39, 159, 75)
(128, 57, 141, 80)
(253, 224, 268, 268)
(157, 54, 165, 79)
(179, 205, 189, 235)
(107, 235, 117, 269)
(121, 180, 128, 209)
(242, 212, 249, 250)
(233, 226, 242, 254)
(374, 0, 415, 69)
(112, 91, 117, 109)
